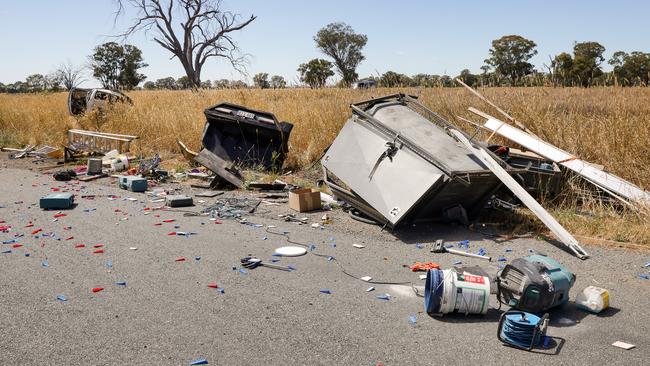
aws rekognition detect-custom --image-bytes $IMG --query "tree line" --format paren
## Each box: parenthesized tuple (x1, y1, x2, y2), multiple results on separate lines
(3, 1, 650, 93)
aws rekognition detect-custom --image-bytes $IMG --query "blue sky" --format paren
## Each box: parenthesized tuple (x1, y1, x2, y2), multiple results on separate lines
(1, 0, 649, 86)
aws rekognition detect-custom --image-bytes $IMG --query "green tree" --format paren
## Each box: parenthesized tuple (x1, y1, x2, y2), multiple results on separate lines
(379, 71, 412, 87)
(298, 58, 334, 88)
(143, 81, 156, 90)
(25, 74, 46, 92)
(253, 73, 270, 88)
(270, 75, 286, 89)
(314, 22, 367, 87)
(551, 52, 574, 86)
(571, 42, 605, 87)
(176, 76, 191, 89)
(484, 35, 538, 85)
(457, 69, 478, 87)
(155, 77, 177, 89)
(119, 44, 147, 89)
(90, 42, 147, 89)
(609, 51, 650, 86)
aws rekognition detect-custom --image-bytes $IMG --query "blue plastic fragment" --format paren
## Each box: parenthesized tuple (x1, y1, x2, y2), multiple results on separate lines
(331, 243, 336, 248)
(2, 239, 17, 244)
(320, 289, 332, 294)
(477, 248, 486, 256)
(457, 240, 470, 248)
(190, 359, 208, 365)
(106, 260, 113, 269)
(115, 281, 127, 286)
(639, 274, 649, 280)
(415, 243, 424, 249)
(409, 315, 417, 326)
(287, 265, 296, 271)
(644, 262, 650, 268)
(308, 244, 316, 251)
(217, 288, 224, 294)
(453, 261, 462, 265)
(272, 253, 281, 257)
(1, 249, 11, 254)
(505, 248, 513, 252)
(543, 336, 551, 349)
(445, 244, 454, 248)
(327, 256, 334, 261)
(239, 268, 248, 274)
(262, 236, 267, 241)
(366, 287, 375, 292)
(376, 295, 390, 301)
(497, 257, 508, 262)
(195, 256, 201, 261)
(56, 295, 67, 302)
(42, 260, 49, 267)
(24, 253, 30, 257)
(270, 259, 280, 263)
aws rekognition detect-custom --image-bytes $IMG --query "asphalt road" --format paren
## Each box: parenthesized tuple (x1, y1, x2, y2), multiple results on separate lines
(1, 166, 649, 365)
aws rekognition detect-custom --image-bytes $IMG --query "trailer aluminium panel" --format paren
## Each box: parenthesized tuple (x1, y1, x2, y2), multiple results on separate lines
(322, 94, 511, 227)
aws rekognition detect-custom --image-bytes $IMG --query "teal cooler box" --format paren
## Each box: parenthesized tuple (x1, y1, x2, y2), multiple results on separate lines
(118, 176, 148, 192)
(40, 193, 75, 209)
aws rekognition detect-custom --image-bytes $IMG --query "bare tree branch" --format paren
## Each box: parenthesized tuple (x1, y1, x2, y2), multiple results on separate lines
(113, 0, 255, 88)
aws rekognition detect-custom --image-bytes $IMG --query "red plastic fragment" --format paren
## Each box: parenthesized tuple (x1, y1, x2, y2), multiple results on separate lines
(93, 244, 104, 248)
(92, 287, 104, 293)
(214, 221, 223, 225)
(65, 236, 74, 241)
(163, 219, 175, 223)
(25, 223, 34, 228)
(31, 228, 43, 235)
(207, 283, 218, 289)
(12, 244, 22, 248)
(75, 244, 85, 248)
(53, 213, 66, 218)
(93, 249, 104, 254)
(154, 223, 162, 226)
(167, 232, 176, 236)
(175, 257, 186, 262)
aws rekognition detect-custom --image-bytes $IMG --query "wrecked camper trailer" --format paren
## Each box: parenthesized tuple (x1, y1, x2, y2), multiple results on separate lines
(322, 94, 525, 227)
(68, 88, 132, 116)
(193, 103, 293, 188)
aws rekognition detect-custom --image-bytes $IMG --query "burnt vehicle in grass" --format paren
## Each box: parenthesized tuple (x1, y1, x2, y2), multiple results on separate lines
(68, 88, 132, 116)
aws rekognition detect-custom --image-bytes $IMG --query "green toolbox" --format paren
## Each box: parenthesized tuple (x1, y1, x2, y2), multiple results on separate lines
(40, 193, 75, 210)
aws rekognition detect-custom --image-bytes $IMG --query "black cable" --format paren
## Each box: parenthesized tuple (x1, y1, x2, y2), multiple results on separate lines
(264, 228, 412, 286)
(347, 209, 379, 225)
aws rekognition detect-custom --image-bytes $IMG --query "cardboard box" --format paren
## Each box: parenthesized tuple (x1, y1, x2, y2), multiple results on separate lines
(40, 193, 74, 209)
(289, 189, 322, 212)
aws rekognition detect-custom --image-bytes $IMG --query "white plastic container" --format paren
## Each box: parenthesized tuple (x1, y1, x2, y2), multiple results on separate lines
(575, 286, 609, 313)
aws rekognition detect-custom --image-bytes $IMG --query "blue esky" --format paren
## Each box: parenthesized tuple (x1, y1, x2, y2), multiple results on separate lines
(1, 0, 649, 86)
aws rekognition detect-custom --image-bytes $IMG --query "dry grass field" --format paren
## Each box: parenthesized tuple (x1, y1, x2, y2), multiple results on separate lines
(1, 87, 649, 246)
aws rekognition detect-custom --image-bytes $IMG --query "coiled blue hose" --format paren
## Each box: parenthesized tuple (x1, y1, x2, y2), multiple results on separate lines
(498, 311, 548, 350)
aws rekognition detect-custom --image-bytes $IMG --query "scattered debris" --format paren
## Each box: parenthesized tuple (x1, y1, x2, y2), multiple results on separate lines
(68, 88, 132, 116)
(430, 239, 491, 261)
(273, 246, 307, 257)
(166, 195, 194, 207)
(612, 341, 636, 350)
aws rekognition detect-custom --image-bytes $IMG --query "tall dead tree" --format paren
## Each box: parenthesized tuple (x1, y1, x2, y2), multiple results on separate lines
(114, 0, 256, 88)
(56, 61, 85, 91)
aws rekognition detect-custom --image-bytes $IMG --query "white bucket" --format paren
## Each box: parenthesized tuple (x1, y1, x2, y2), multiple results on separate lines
(425, 268, 491, 315)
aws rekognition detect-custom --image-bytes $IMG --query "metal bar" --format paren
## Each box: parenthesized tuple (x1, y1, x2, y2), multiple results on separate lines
(449, 128, 589, 260)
